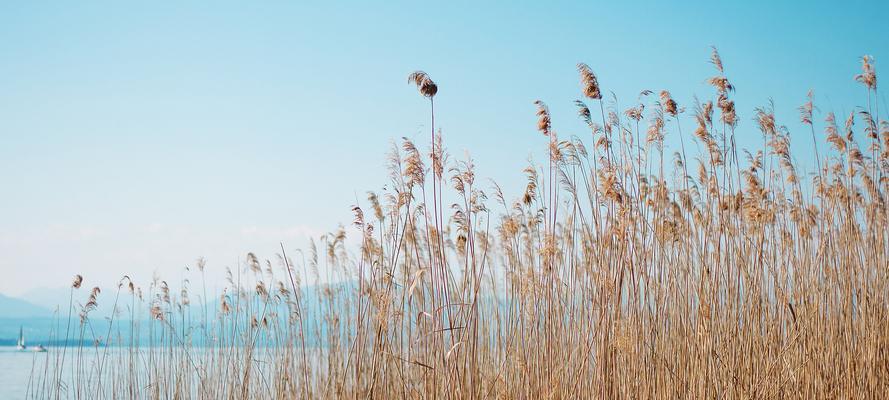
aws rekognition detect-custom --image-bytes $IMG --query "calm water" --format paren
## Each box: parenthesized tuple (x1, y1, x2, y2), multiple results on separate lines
(0, 346, 324, 399)
(0, 347, 47, 399)
(0, 346, 126, 399)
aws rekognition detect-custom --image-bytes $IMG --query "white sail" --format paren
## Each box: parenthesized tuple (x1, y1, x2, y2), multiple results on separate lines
(16, 326, 26, 350)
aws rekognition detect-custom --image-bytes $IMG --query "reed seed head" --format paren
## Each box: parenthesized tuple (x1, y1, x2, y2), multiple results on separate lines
(408, 71, 438, 98)
(577, 63, 602, 100)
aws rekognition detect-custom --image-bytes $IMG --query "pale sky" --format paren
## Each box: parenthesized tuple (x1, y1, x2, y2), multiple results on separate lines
(1, 1, 886, 296)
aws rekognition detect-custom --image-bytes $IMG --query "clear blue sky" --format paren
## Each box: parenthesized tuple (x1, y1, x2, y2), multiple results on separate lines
(0, 1, 886, 296)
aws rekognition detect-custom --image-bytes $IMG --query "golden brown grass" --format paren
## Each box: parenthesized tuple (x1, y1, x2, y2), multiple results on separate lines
(28, 49, 889, 399)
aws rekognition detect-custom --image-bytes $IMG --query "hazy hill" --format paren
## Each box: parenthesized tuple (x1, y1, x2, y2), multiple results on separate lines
(17, 287, 71, 314)
(0, 293, 52, 318)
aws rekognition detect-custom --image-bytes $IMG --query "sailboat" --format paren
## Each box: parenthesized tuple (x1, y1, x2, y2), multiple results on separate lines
(16, 326, 26, 351)
(15, 326, 47, 352)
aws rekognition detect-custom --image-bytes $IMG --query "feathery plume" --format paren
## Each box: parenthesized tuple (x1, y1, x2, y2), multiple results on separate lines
(799, 90, 815, 125)
(660, 90, 678, 117)
(710, 46, 724, 73)
(534, 100, 552, 136)
(408, 71, 438, 98)
(577, 63, 602, 100)
(855, 55, 877, 90)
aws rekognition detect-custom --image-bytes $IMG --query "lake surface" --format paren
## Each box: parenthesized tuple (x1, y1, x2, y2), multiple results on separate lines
(0, 347, 46, 399)
(0, 345, 326, 399)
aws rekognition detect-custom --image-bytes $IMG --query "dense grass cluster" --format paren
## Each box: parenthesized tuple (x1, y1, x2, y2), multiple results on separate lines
(30, 49, 888, 399)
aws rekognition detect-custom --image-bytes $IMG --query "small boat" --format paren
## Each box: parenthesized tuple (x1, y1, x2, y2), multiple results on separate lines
(16, 326, 26, 351)
(31, 344, 47, 353)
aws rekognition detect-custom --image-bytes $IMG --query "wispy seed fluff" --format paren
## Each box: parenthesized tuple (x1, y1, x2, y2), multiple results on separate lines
(534, 100, 552, 136)
(660, 90, 678, 117)
(855, 55, 877, 90)
(407, 71, 438, 98)
(577, 63, 602, 100)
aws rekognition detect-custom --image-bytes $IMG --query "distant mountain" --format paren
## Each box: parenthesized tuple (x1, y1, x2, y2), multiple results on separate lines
(0, 293, 52, 318)
(0, 281, 356, 345)
(0, 292, 58, 342)
(18, 287, 71, 314)
(19, 286, 121, 319)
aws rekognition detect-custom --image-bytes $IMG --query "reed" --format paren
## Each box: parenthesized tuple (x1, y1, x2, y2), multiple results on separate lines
(29, 49, 888, 399)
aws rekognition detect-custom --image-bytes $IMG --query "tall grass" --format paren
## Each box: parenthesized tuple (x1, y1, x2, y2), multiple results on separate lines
(30, 49, 888, 399)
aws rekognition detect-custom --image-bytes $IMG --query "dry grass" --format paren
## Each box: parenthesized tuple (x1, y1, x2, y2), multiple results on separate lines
(29, 49, 889, 399)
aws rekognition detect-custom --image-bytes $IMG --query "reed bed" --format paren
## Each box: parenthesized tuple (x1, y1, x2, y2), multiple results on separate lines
(30, 49, 889, 399)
